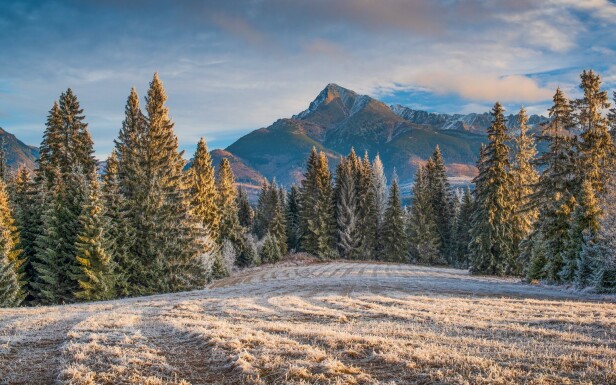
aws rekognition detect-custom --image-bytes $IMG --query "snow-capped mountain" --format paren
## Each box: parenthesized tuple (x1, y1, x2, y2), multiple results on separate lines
(390, 104, 549, 134)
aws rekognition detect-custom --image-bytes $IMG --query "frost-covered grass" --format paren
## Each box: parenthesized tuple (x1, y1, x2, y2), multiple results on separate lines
(1, 262, 615, 384)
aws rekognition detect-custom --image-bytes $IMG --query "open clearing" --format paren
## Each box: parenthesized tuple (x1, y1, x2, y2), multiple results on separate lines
(1, 262, 615, 385)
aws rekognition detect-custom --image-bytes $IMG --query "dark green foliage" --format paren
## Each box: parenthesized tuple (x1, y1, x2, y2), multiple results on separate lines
(237, 187, 254, 229)
(253, 179, 287, 254)
(101, 151, 135, 297)
(452, 187, 473, 268)
(260, 232, 282, 264)
(34, 171, 87, 304)
(285, 185, 302, 251)
(468, 103, 516, 276)
(72, 182, 116, 301)
(11, 167, 40, 301)
(425, 146, 454, 263)
(379, 177, 407, 262)
(300, 148, 336, 257)
(408, 167, 442, 264)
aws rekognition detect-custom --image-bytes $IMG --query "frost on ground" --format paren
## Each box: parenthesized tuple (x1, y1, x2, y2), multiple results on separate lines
(1, 262, 615, 385)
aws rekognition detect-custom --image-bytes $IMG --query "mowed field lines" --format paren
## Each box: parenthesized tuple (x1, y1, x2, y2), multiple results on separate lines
(1, 262, 615, 385)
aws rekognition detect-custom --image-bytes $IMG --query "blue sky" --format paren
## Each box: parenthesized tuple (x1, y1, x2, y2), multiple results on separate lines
(2, 0, 616, 157)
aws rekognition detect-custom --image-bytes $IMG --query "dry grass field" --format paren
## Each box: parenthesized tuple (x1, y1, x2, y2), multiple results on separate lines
(1, 261, 615, 385)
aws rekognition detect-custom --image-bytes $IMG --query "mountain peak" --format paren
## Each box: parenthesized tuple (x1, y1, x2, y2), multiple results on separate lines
(293, 83, 366, 120)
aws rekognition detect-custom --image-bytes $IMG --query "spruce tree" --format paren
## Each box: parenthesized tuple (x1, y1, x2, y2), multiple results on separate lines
(260, 232, 282, 264)
(509, 108, 539, 275)
(468, 103, 516, 276)
(425, 146, 454, 263)
(0, 178, 24, 307)
(72, 182, 116, 301)
(188, 138, 220, 240)
(217, 158, 242, 246)
(115, 75, 208, 294)
(285, 185, 302, 251)
(300, 148, 336, 257)
(101, 151, 135, 297)
(356, 154, 378, 259)
(379, 176, 407, 262)
(564, 180, 602, 286)
(529, 88, 577, 281)
(452, 187, 473, 268)
(372, 154, 388, 225)
(34, 170, 87, 304)
(408, 167, 442, 264)
(335, 160, 360, 259)
(574, 70, 614, 196)
(237, 187, 254, 229)
(11, 166, 39, 300)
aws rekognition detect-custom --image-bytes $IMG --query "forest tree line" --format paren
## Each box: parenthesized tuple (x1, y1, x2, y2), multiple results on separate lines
(1, 70, 615, 307)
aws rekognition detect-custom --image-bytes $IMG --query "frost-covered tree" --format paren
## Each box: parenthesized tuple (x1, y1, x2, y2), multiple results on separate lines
(408, 167, 442, 264)
(11, 166, 39, 300)
(72, 182, 116, 301)
(372, 154, 388, 226)
(425, 146, 454, 263)
(574, 70, 614, 197)
(188, 138, 220, 241)
(300, 148, 336, 257)
(0, 178, 24, 307)
(509, 108, 539, 275)
(260, 232, 282, 264)
(356, 154, 378, 259)
(101, 150, 135, 297)
(379, 176, 407, 262)
(529, 88, 577, 282)
(335, 160, 360, 259)
(34, 170, 87, 304)
(113, 75, 207, 294)
(468, 103, 516, 276)
(452, 187, 473, 268)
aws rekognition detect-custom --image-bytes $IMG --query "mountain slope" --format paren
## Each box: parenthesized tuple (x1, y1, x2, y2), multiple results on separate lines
(0, 127, 39, 171)
(390, 105, 549, 134)
(221, 84, 492, 185)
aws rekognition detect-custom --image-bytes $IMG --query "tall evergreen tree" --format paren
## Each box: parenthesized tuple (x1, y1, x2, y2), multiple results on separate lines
(408, 167, 442, 264)
(468, 103, 516, 276)
(34, 169, 87, 304)
(335, 160, 360, 259)
(11, 166, 39, 300)
(425, 146, 454, 263)
(509, 108, 539, 275)
(355, 153, 378, 259)
(372, 154, 388, 225)
(217, 158, 242, 246)
(574, 70, 614, 197)
(237, 187, 254, 229)
(300, 148, 336, 257)
(564, 180, 602, 286)
(72, 182, 116, 301)
(115, 75, 207, 294)
(101, 150, 135, 296)
(188, 138, 220, 240)
(379, 176, 407, 262)
(0, 178, 24, 307)
(452, 187, 473, 268)
(285, 185, 302, 251)
(529, 88, 577, 281)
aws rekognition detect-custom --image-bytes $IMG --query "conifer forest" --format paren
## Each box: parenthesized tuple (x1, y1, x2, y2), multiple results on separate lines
(2, 2, 616, 383)
(1, 69, 615, 308)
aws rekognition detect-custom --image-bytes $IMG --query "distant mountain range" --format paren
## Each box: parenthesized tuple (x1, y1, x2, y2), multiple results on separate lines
(220, 84, 548, 187)
(2, 84, 549, 191)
